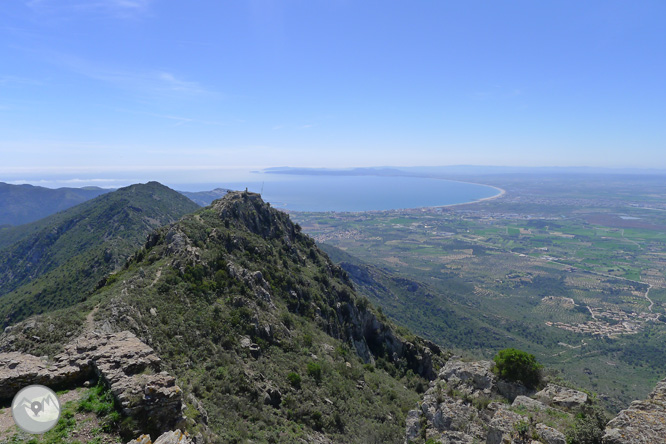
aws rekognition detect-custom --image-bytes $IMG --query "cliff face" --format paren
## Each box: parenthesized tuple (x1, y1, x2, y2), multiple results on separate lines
(603, 376, 666, 443)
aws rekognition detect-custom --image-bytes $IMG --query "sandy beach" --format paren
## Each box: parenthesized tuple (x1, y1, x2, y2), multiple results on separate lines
(436, 183, 506, 208)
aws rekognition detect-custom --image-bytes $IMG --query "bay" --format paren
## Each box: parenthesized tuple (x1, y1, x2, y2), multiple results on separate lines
(199, 174, 501, 212)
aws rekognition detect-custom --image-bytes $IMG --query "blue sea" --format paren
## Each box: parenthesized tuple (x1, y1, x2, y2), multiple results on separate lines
(186, 174, 501, 212)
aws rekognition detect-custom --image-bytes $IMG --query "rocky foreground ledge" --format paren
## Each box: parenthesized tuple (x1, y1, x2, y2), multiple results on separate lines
(0, 331, 184, 436)
(405, 359, 589, 444)
(602, 377, 666, 443)
(406, 358, 666, 444)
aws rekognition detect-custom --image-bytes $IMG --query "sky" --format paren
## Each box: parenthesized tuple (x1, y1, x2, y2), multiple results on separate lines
(1, 1, 665, 187)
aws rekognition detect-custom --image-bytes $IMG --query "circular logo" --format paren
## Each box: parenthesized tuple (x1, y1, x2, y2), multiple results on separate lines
(11, 385, 61, 434)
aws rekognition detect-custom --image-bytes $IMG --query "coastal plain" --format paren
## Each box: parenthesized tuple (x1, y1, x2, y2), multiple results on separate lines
(292, 174, 666, 412)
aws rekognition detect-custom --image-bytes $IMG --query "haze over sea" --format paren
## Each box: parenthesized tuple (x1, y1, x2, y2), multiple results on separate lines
(179, 174, 501, 212)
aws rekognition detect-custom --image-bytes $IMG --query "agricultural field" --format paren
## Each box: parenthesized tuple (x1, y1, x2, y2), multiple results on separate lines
(291, 174, 666, 412)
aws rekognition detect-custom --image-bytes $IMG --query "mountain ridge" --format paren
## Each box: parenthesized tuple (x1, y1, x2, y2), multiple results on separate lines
(0, 181, 200, 327)
(0, 182, 110, 226)
(1, 190, 444, 443)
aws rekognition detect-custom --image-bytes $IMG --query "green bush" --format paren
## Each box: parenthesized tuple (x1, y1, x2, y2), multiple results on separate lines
(287, 372, 302, 389)
(493, 348, 542, 388)
(307, 362, 322, 382)
(566, 405, 608, 444)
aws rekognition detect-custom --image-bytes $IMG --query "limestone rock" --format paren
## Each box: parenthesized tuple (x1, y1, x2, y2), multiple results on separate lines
(430, 430, 475, 443)
(486, 409, 526, 444)
(154, 430, 193, 444)
(440, 359, 495, 393)
(127, 435, 152, 444)
(535, 384, 588, 409)
(404, 409, 421, 442)
(0, 331, 184, 435)
(512, 395, 547, 411)
(603, 377, 666, 443)
(536, 423, 566, 444)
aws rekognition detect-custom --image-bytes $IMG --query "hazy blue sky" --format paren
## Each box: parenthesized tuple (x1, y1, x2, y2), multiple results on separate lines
(2, 1, 665, 186)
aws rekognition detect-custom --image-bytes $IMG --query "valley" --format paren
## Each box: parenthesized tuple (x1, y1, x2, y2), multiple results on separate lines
(292, 174, 666, 413)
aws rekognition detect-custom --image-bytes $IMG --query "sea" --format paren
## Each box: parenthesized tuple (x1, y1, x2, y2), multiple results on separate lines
(12, 171, 501, 213)
(177, 174, 501, 212)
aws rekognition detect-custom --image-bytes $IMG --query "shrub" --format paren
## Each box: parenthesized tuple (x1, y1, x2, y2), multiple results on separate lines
(307, 362, 322, 382)
(493, 348, 542, 388)
(565, 405, 608, 444)
(287, 372, 302, 389)
(513, 419, 530, 440)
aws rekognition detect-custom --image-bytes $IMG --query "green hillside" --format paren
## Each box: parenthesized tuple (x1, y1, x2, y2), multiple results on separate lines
(0, 182, 200, 326)
(1, 191, 443, 443)
(0, 182, 110, 226)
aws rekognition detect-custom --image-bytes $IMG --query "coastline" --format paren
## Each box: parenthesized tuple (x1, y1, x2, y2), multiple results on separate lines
(268, 175, 506, 213)
(435, 183, 506, 208)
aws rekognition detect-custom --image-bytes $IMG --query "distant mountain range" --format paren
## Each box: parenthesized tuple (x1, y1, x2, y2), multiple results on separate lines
(0, 182, 110, 226)
(0, 182, 199, 326)
(0, 182, 234, 227)
(178, 187, 232, 206)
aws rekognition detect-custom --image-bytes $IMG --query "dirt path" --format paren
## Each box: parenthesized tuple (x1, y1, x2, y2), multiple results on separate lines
(150, 268, 162, 287)
(84, 305, 99, 332)
(645, 284, 654, 312)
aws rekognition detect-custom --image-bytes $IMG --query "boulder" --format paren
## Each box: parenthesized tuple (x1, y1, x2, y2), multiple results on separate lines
(440, 360, 495, 393)
(536, 423, 566, 444)
(512, 395, 547, 411)
(534, 384, 588, 409)
(486, 409, 526, 444)
(262, 386, 282, 408)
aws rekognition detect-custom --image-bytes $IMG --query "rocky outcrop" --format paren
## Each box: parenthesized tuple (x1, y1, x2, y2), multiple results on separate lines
(534, 383, 588, 409)
(536, 423, 566, 444)
(405, 359, 582, 444)
(0, 331, 184, 435)
(439, 359, 495, 394)
(128, 430, 193, 444)
(350, 305, 440, 380)
(405, 359, 523, 443)
(486, 409, 525, 444)
(512, 395, 547, 411)
(603, 377, 666, 443)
